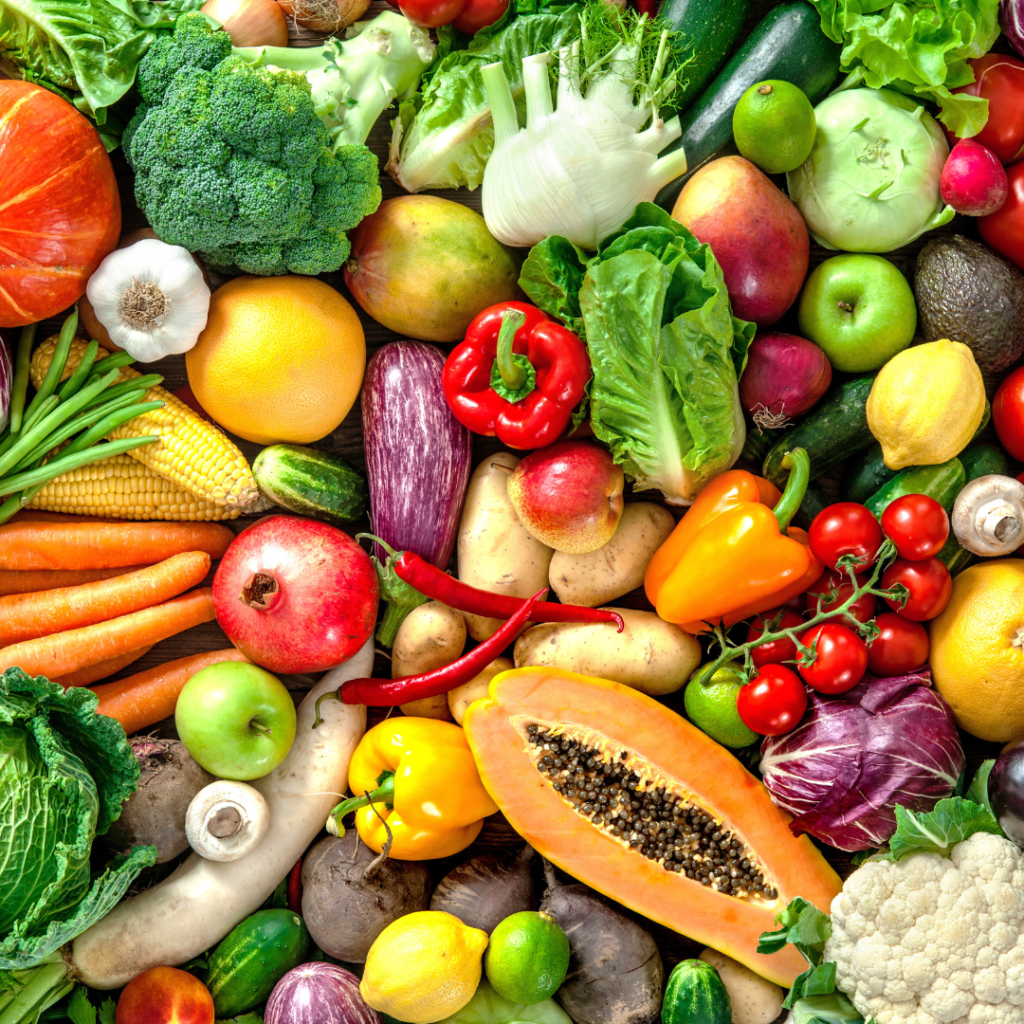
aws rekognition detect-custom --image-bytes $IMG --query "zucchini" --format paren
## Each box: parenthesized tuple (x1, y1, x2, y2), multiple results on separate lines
(958, 442, 1008, 481)
(659, 0, 750, 114)
(864, 459, 966, 520)
(205, 909, 310, 1018)
(662, 960, 731, 1024)
(740, 426, 776, 466)
(762, 377, 875, 490)
(793, 479, 831, 532)
(655, 1, 842, 211)
(253, 444, 367, 526)
(840, 443, 896, 506)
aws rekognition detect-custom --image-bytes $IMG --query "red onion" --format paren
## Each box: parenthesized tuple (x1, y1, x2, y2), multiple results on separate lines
(738, 332, 832, 431)
(266, 963, 382, 1024)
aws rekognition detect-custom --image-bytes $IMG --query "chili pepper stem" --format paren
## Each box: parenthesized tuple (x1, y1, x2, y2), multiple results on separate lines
(355, 533, 429, 647)
(772, 448, 811, 533)
(326, 771, 396, 836)
(495, 308, 528, 390)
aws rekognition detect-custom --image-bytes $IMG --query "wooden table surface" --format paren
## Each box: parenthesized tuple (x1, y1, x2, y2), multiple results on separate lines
(16, 0, 1015, 975)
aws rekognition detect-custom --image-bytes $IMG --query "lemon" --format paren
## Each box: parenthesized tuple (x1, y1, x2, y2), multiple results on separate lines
(930, 560, 1024, 742)
(484, 911, 570, 1004)
(865, 339, 984, 470)
(361, 911, 488, 1024)
(733, 80, 817, 174)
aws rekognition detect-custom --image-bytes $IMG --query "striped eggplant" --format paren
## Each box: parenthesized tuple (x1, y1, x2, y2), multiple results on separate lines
(265, 963, 381, 1024)
(361, 341, 472, 644)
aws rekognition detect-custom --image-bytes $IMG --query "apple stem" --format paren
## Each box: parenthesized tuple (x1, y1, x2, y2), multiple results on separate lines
(249, 720, 274, 737)
(837, 300, 854, 313)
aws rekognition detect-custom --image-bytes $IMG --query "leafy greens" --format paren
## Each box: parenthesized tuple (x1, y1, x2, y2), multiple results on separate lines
(883, 796, 1002, 861)
(521, 203, 753, 505)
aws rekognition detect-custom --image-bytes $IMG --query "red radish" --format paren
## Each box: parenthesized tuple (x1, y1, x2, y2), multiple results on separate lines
(738, 332, 832, 431)
(940, 139, 1009, 216)
(213, 516, 378, 674)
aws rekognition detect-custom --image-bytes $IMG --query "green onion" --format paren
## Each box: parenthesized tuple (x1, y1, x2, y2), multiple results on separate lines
(8, 324, 35, 434)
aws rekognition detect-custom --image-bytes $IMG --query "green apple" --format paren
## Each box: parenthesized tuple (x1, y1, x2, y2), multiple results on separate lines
(797, 254, 917, 373)
(176, 662, 296, 780)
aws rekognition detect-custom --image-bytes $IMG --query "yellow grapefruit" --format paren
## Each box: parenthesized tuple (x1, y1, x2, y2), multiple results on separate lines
(186, 275, 365, 445)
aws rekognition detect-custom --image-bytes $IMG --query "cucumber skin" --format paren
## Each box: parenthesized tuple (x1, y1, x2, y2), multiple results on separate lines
(937, 443, 1009, 574)
(253, 444, 368, 526)
(206, 910, 310, 1019)
(864, 459, 966, 520)
(655, 1, 842, 210)
(762, 377, 876, 490)
(662, 961, 732, 1024)
(841, 443, 896, 506)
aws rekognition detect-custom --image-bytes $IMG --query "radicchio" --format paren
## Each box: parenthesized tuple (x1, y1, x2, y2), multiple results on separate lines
(759, 670, 964, 851)
(1003, 0, 1024, 58)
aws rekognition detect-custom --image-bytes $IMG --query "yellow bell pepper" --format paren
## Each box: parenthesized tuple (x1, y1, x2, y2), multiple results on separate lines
(329, 717, 499, 860)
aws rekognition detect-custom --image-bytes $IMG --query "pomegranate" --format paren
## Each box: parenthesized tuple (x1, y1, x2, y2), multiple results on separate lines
(213, 516, 378, 673)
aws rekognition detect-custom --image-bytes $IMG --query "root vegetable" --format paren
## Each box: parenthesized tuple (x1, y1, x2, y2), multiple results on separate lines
(301, 832, 432, 962)
(548, 504, 675, 608)
(277, 0, 371, 31)
(392, 600, 466, 719)
(448, 657, 512, 724)
(697, 949, 783, 1024)
(429, 845, 539, 934)
(105, 737, 215, 865)
(737, 333, 832, 430)
(186, 781, 271, 862)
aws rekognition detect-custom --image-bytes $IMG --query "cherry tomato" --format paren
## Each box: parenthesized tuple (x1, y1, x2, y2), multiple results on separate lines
(398, 0, 465, 28)
(881, 557, 953, 622)
(867, 612, 930, 676)
(952, 54, 1024, 164)
(451, 0, 508, 33)
(994, 365, 1024, 462)
(746, 610, 806, 667)
(809, 502, 884, 570)
(805, 569, 876, 625)
(881, 494, 950, 561)
(796, 623, 868, 694)
(736, 666, 808, 736)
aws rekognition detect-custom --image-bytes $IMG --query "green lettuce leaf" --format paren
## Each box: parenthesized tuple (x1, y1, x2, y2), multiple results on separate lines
(883, 797, 1002, 861)
(519, 235, 587, 337)
(807, 0, 1000, 136)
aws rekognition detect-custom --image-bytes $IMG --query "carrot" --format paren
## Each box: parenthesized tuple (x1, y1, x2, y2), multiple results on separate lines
(52, 646, 155, 689)
(0, 565, 148, 597)
(0, 551, 212, 647)
(94, 648, 250, 734)
(0, 587, 216, 678)
(0, 520, 234, 570)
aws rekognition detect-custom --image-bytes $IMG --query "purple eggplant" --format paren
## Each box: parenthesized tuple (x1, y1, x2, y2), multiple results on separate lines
(361, 341, 472, 644)
(265, 963, 381, 1024)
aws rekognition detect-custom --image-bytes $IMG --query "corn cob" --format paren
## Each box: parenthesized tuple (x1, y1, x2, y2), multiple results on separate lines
(30, 337, 264, 510)
(27, 452, 242, 521)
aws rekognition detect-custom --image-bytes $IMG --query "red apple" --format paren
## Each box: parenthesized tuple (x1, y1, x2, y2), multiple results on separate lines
(507, 441, 624, 554)
(116, 966, 214, 1024)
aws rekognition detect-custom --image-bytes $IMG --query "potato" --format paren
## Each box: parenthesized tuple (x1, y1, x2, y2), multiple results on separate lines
(457, 452, 553, 641)
(698, 949, 783, 1024)
(393, 601, 466, 719)
(514, 607, 701, 696)
(447, 657, 513, 724)
(549, 503, 675, 607)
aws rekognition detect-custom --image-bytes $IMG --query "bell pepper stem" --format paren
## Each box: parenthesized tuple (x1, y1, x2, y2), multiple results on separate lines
(772, 448, 811, 534)
(495, 308, 529, 390)
(327, 771, 396, 836)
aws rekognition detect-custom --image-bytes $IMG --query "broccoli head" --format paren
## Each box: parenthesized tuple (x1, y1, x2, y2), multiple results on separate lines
(126, 11, 434, 276)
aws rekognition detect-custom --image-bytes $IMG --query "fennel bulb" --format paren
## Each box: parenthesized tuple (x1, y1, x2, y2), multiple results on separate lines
(480, 43, 688, 250)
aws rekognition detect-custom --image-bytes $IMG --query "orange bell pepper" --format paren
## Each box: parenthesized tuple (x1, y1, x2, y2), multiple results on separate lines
(646, 450, 822, 635)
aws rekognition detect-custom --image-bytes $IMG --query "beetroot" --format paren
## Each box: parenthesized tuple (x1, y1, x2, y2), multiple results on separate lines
(940, 139, 1009, 217)
(738, 332, 832, 431)
(213, 516, 379, 673)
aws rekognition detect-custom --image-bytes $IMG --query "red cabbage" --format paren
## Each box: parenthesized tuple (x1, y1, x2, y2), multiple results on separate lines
(265, 963, 382, 1024)
(759, 671, 964, 852)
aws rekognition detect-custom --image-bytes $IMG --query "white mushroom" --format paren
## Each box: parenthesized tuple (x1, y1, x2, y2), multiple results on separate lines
(185, 780, 270, 862)
(952, 475, 1024, 557)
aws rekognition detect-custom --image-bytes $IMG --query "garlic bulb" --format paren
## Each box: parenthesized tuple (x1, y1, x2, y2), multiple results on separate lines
(480, 44, 689, 250)
(85, 238, 211, 362)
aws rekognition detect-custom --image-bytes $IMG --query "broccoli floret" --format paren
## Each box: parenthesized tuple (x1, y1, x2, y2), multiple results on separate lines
(126, 11, 432, 276)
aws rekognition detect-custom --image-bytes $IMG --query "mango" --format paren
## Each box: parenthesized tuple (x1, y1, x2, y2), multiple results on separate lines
(115, 966, 215, 1024)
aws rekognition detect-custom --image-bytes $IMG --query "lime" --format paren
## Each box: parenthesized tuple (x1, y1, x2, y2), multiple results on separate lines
(684, 664, 759, 748)
(733, 80, 816, 175)
(484, 911, 570, 1005)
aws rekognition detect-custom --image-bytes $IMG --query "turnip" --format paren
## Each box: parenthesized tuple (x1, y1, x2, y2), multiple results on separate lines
(69, 640, 373, 989)
(940, 139, 1009, 217)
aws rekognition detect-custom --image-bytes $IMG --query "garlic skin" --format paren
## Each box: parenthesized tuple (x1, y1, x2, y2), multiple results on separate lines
(86, 238, 211, 362)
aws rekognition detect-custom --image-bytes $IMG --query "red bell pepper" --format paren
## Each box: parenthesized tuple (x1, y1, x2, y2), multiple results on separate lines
(442, 301, 591, 450)
(980, 161, 1024, 271)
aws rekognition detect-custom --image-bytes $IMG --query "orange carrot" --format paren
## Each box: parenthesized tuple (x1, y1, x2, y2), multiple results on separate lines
(93, 648, 250, 734)
(52, 646, 155, 689)
(0, 552, 212, 646)
(0, 565, 148, 597)
(0, 520, 234, 570)
(0, 587, 216, 678)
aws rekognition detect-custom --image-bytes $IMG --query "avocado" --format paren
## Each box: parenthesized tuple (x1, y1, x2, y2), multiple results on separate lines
(914, 234, 1024, 378)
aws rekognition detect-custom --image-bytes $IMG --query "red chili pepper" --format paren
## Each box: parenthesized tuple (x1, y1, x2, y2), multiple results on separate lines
(339, 591, 547, 706)
(393, 550, 624, 631)
(287, 858, 302, 913)
(442, 302, 591, 450)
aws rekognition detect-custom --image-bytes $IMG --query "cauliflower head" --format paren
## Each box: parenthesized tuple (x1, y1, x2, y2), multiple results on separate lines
(825, 832, 1024, 1024)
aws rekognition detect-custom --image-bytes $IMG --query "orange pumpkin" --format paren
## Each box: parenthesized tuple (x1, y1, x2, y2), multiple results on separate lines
(0, 81, 120, 327)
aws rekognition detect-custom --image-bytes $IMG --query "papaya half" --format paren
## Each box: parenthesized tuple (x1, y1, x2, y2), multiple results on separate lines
(463, 667, 841, 986)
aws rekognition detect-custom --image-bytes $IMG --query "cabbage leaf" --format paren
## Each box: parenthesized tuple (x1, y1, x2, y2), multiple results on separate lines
(437, 980, 573, 1024)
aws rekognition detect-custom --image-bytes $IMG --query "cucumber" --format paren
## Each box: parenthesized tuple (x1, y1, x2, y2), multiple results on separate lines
(655, 1, 842, 211)
(740, 426, 776, 466)
(841, 443, 896, 506)
(762, 377, 876, 490)
(662, 960, 731, 1024)
(864, 459, 966, 520)
(958, 442, 1009, 481)
(793, 479, 831, 532)
(205, 909, 310, 1018)
(253, 444, 367, 526)
(659, 0, 750, 114)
